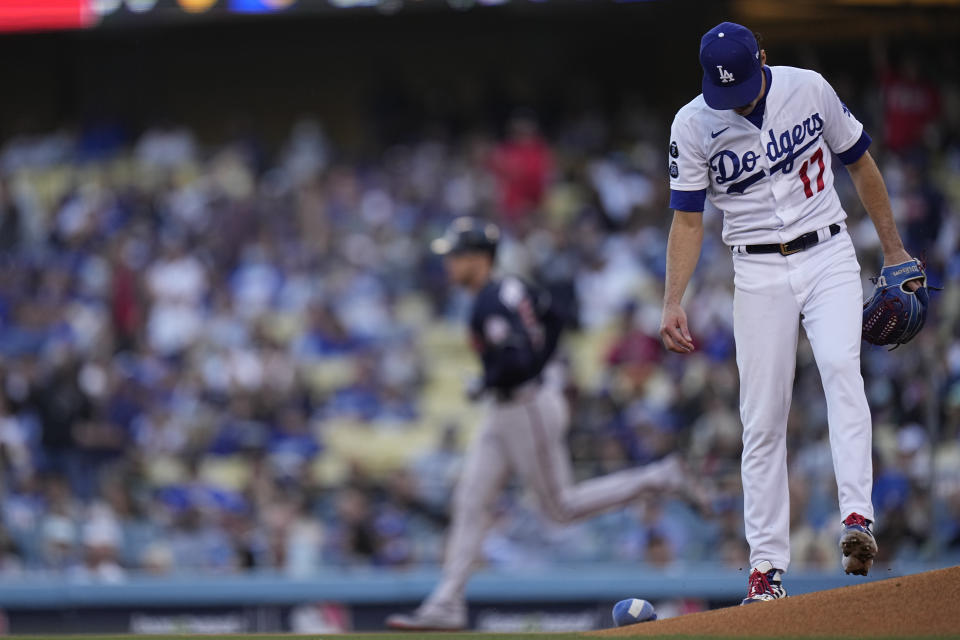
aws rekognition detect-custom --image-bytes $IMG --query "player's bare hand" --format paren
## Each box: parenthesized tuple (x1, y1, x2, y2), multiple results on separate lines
(660, 303, 695, 353)
(883, 250, 922, 292)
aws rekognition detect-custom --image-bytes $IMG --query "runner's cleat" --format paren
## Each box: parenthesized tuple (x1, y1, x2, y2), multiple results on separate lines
(386, 601, 467, 631)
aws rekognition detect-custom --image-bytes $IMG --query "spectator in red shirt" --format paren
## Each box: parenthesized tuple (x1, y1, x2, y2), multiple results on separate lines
(880, 56, 941, 154)
(490, 112, 553, 223)
(606, 301, 663, 393)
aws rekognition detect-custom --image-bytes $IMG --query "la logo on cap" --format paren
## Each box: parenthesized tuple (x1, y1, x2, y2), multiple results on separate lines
(699, 22, 763, 109)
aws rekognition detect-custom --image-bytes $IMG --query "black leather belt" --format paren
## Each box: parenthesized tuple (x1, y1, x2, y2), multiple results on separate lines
(740, 224, 840, 256)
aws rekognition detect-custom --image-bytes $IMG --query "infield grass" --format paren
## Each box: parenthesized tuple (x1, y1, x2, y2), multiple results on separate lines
(3, 631, 960, 640)
(4, 636, 587, 640)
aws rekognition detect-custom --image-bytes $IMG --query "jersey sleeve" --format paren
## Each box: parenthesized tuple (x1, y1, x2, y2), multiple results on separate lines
(668, 111, 709, 189)
(817, 73, 869, 162)
(668, 111, 709, 212)
(532, 284, 562, 369)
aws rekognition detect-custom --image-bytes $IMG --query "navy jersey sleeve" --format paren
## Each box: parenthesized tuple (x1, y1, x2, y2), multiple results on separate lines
(470, 277, 562, 393)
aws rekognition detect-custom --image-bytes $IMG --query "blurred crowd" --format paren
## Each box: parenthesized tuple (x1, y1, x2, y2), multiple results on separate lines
(0, 54, 959, 581)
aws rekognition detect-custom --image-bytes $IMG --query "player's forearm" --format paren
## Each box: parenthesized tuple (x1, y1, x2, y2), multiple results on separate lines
(846, 151, 909, 262)
(663, 211, 704, 306)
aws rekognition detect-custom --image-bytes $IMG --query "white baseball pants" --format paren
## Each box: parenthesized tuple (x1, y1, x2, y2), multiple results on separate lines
(732, 226, 874, 573)
(426, 384, 675, 607)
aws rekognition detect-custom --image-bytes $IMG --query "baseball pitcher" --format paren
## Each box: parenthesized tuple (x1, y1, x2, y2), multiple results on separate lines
(661, 22, 930, 604)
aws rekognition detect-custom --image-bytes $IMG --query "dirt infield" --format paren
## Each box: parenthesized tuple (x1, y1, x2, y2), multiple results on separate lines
(595, 565, 960, 637)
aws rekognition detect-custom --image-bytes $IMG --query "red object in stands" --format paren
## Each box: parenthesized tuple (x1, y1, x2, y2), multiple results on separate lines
(0, 0, 93, 33)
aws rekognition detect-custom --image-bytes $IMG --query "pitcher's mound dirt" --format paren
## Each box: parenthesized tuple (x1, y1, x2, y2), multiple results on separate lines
(594, 565, 960, 637)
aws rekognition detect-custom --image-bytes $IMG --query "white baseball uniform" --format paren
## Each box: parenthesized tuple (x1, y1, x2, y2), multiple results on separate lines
(668, 65, 875, 572)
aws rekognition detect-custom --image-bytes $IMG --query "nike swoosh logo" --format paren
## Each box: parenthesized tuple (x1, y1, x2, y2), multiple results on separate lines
(711, 127, 729, 138)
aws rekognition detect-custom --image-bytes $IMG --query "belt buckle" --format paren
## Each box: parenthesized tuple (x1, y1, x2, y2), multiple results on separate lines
(779, 242, 801, 256)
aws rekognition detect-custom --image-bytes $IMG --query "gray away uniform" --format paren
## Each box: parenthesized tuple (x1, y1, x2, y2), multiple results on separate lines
(424, 275, 681, 610)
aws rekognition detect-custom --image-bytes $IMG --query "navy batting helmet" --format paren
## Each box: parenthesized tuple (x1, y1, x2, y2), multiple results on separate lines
(430, 217, 500, 258)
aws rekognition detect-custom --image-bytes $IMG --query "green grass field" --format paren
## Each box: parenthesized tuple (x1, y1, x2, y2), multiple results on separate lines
(7, 636, 959, 640)
(4, 636, 590, 640)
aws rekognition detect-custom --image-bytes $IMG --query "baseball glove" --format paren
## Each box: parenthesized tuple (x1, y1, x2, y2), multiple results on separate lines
(862, 258, 933, 348)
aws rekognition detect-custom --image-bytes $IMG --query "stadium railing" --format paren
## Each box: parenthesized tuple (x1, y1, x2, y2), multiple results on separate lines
(0, 562, 951, 609)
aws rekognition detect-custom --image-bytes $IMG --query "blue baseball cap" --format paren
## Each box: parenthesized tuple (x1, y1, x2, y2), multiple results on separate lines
(699, 22, 762, 110)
